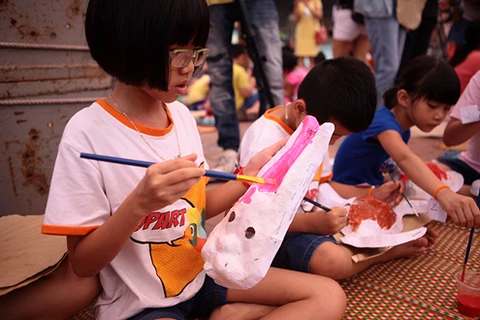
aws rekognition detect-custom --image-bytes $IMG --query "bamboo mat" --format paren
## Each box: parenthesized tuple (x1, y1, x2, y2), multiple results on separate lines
(340, 221, 479, 319)
(73, 221, 479, 319)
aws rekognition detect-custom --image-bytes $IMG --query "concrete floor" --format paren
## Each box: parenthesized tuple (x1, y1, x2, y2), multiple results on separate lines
(200, 120, 448, 233)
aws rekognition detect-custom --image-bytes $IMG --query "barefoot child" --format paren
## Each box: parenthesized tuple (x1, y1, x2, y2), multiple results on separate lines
(239, 57, 431, 280)
(41, 1, 346, 319)
(333, 56, 480, 228)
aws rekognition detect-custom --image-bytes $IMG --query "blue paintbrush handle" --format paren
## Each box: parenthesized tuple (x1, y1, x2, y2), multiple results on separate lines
(464, 196, 480, 265)
(464, 227, 475, 265)
(81, 153, 240, 182)
(80, 153, 154, 168)
(204, 170, 237, 181)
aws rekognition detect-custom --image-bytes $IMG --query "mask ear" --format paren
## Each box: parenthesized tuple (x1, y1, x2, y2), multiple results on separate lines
(396, 89, 410, 108)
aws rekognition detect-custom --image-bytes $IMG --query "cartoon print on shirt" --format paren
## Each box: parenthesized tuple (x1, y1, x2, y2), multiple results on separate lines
(130, 162, 208, 298)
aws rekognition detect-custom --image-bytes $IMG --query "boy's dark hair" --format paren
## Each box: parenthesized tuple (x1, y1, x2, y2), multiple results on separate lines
(282, 49, 297, 72)
(232, 44, 246, 59)
(314, 52, 326, 65)
(384, 55, 460, 109)
(85, 0, 209, 91)
(298, 57, 376, 133)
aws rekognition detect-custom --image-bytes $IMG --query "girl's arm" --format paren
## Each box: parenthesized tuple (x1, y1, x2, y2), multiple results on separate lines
(378, 130, 479, 227)
(68, 155, 205, 277)
(293, 2, 303, 21)
(307, 1, 323, 19)
(329, 180, 404, 207)
(206, 139, 287, 219)
(288, 208, 347, 235)
(443, 117, 480, 146)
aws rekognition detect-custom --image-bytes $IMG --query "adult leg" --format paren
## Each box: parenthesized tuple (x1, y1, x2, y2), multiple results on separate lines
(396, 16, 437, 82)
(0, 256, 101, 320)
(227, 267, 346, 320)
(365, 16, 406, 108)
(245, 0, 284, 111)
(333, 39, 354, 58)
(352, 35, 371, 65)
(207, 4, 240, 155)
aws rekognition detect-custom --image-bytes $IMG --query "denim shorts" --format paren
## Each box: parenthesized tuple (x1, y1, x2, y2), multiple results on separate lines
(128, 275, 227, 320)
(272, 232, 337, 273)
(241, 92, 259, 110)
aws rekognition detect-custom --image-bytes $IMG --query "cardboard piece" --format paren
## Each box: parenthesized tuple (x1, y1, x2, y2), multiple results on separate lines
(0, 215, 67, 295)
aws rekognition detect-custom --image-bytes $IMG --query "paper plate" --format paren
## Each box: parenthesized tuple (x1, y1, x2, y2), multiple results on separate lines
(317, 184, 429, 249)
(340, 197, 426, 248)
(341, 227, 427, 248)
(404, 170, 464, 200)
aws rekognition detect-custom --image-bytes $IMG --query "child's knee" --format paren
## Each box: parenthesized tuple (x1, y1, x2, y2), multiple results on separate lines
(310, 277, 347, 317)
(309, 242, 345, 273)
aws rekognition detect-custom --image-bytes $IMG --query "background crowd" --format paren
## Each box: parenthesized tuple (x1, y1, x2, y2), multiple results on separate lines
(181, 0, 480, 175)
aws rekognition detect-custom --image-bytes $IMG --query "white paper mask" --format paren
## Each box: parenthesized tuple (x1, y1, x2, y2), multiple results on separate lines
(202, 117, 334, 289)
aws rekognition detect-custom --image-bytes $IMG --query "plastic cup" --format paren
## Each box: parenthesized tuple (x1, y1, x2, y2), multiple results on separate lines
(456, 270, 480, 317)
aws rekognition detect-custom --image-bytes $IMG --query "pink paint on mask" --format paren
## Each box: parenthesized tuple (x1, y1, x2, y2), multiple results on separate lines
(258, 116, 319, 192)
(240, 186, 257, 204)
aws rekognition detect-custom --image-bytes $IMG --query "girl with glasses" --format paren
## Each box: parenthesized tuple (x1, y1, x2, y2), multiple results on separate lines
(41, 0, 346, 319)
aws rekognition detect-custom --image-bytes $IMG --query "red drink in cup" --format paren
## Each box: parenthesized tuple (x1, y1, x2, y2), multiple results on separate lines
(456, 271, 480, 317)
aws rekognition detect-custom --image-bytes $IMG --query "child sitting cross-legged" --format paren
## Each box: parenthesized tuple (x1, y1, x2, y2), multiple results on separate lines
(238, 57, 437, 280)
(40, 0, 347, 319)
(332, 56, 480, 229)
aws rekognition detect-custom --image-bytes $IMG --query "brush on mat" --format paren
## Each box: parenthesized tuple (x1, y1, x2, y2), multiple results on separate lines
(382, 164, 419, 217)
(80, 153, 276, 185)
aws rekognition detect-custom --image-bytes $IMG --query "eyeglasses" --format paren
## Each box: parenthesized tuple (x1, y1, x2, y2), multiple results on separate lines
(169, 48, 210, 69)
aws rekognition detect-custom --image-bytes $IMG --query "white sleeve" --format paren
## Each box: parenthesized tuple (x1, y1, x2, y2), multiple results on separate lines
(43, 139, 111, 235)
(450, 71, 480, 120)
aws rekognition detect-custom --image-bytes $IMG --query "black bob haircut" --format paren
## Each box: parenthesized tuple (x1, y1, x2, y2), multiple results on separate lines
(298, 57, 377, 133)
(85, 0, 210, 91)
(384, 55, 460, 110)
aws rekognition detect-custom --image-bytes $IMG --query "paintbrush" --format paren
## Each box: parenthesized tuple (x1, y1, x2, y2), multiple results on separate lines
(80, 153, 276, 185)
(382, 164, 419, 217)
(461, 227, 476, 282)
(302, 196, 332, 212)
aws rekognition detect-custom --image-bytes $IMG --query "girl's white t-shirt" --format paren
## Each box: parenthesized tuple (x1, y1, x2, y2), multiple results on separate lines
(43, 100, 209, 319)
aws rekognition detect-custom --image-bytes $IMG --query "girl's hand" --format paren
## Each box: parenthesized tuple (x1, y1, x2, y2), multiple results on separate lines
(437, 188, 480, 228)
(132, 153, 205, 218)
(372, 180, 405, 207)
(243, 138, 288, 177)
(308, 206, 347, 235)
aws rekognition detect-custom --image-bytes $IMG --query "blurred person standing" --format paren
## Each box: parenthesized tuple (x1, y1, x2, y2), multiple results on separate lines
(206, 0, 284, 173)
(450, 19, 480, 93)
(396, 0, 438, 82)
(332, 0, 371, 65)
(447, 0, 480, 47)
(354, 0, 406, 108)
(294, 0, 323, 69)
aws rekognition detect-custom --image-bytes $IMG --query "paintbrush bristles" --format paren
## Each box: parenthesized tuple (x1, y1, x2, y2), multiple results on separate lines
(236, 175, 276, 185)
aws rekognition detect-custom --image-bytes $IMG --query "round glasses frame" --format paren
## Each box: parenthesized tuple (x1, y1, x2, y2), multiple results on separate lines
(169, 48, 210, 69)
